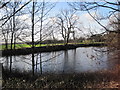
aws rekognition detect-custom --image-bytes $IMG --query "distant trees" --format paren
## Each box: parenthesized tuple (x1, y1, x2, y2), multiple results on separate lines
(105, 13, 120, 51)
(88, 34, 105, 42)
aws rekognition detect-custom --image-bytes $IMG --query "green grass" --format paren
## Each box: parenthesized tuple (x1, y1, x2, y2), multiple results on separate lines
(0, 43, 65, 50)
(1, 44, 31, 50)
(0, 42, 105, 50)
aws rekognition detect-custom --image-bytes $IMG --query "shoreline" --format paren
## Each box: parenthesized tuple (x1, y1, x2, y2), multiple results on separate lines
(1, 43, 106, 56)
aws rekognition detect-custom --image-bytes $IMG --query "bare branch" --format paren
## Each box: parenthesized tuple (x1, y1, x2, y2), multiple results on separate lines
(1, 0, 32, 27)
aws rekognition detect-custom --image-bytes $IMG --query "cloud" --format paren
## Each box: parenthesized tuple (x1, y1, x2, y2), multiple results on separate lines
(18, 14, 31, 24)
(84, 12, 94, 21)
(78, 11, 108, 35)
(83, 11, 102, 22)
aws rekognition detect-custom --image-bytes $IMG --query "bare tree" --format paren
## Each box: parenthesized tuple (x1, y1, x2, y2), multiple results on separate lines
(31, 0, 35, 76)
(56, 9, 79, 45)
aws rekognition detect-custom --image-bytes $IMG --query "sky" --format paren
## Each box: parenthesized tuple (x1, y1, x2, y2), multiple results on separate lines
(51, 2, 110, 35)
(0, 1, 117, 42)
(4, 0, 118, 2)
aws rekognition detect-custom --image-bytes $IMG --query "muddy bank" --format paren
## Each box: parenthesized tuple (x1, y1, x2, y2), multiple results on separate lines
(1, 43, 106, 56)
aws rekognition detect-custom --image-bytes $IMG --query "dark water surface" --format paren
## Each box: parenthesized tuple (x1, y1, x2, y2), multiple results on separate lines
(0, 47, 115, 74)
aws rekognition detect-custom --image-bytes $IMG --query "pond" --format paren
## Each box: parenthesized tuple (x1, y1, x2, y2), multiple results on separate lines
(0, 47, 115, 74)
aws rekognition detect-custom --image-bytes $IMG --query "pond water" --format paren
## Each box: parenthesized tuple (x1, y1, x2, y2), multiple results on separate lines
(0, 47, 115, 74)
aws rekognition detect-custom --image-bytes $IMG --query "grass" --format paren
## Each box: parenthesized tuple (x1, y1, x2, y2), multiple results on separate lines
(0, 42, 105, 50)
(2, 65, 120, 88)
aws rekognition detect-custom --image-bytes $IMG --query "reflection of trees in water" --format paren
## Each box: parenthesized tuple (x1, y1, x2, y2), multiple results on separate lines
(78, 47, 112, 71)
(63, 50, 68, 73)
(1, 51, 64, 74)
(63, 49, 77, 73)
(1, 57, 9, 69)
(0, 56, 13, 72)
(1, 47, 116, 74)
(91, 46, 119, 70)
(33, 52, 64, 74)
(73, 49, 76, 71)
(84, 47, 107, 64)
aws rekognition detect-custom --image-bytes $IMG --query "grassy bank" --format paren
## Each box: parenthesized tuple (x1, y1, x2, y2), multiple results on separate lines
(2, 65, 120, 88)
(1, 42, 106, 56)
(0, 42, 105, 50)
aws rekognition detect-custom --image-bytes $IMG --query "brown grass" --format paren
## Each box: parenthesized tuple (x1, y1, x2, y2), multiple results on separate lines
(2, 66, 120, 88)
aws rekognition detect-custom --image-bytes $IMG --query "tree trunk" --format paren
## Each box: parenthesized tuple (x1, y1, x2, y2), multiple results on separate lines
(32, 0, 35, 76)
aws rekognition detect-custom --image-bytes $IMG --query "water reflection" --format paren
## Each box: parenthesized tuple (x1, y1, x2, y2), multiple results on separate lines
(62, 50, 77, 73)
(0, 47, 115, 74)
